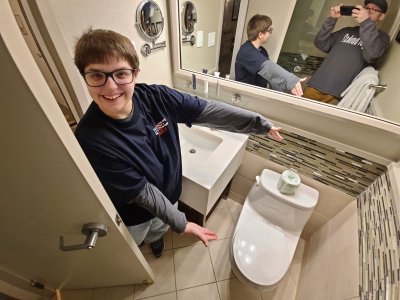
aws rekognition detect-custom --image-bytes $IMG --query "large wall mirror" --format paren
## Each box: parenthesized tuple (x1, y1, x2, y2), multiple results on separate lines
(176, 0, 400, 126)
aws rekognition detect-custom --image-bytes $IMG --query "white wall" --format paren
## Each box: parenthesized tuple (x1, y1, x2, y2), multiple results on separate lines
(34, 0, 174, 113)
(242, 0, 297, 62)
(180, 0, 223, 73)
(371, 40, 400, 123)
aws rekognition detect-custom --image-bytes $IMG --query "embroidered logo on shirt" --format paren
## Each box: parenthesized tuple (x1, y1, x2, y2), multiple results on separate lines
(341, 34, 363, 47)
(153, 118, 169, 136)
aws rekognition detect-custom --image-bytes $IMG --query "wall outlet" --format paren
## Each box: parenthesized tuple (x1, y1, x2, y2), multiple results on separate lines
(208, 32, 216, 47)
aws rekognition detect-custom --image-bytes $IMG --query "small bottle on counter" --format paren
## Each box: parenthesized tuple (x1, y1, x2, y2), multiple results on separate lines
(192, 73, 196, 90)
(202, 68, 208, 96)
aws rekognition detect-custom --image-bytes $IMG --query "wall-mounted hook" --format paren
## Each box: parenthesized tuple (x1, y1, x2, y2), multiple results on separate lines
(59, 222, 107, 252)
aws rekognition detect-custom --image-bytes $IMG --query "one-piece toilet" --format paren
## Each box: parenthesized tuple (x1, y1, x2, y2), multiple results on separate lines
(230, 168, 319, 290)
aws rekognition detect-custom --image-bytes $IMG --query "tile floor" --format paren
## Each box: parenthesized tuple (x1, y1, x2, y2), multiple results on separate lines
(62, 198, 305, 300)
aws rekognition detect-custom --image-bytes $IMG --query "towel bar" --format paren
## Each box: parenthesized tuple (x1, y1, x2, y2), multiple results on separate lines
(368, 84, 387, 90)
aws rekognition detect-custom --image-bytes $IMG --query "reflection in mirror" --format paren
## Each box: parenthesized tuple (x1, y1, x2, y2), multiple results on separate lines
(136, 0, 164, 41)
(179, 0, 223, 73)
(177, 0, 400, 125)
(181, 1, 197, 36)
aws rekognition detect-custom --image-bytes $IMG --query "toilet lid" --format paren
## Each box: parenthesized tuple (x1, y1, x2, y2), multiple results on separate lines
(233, 219, 289, 286)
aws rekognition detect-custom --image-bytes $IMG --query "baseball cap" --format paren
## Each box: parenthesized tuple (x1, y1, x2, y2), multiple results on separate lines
(364, 0, 388, 13)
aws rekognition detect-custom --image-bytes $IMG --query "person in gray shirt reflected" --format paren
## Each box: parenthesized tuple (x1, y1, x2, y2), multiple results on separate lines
(303, 0, 390, 104)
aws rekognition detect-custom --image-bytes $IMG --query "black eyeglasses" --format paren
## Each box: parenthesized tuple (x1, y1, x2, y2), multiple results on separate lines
(266, 27, 273, 34)
(82, 69, 136, 87)
(364, 6, 382, 14)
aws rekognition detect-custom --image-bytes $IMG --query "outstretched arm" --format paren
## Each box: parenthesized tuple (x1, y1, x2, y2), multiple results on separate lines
(257, 60, 304, 96)
(194, 100, 283, 141)
(131, 182, 217, 246)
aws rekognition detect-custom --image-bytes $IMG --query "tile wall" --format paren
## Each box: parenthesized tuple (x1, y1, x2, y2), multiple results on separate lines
(277, 52, 323, 76)
(295, 201, 359, 300)
(245, 131, 400, 299)
(246, 131, 387, 197)
(358, 172, 400, 300)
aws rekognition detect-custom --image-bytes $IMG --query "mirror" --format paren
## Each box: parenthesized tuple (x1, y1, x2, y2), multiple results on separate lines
(177, 0, 400, 125)
(136, 0, 164, 41)
(181, 1, 197, 36)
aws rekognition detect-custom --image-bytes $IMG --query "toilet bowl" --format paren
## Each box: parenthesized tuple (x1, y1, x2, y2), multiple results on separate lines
(230, 169, 319, 290)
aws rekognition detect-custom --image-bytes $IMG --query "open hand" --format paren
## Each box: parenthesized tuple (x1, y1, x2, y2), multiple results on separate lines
(353, 5, 369, 23)
(184, 222, 217, 246)
(268, 126, 283, 141)
(291, 77, 307, 96)
(330, 5, 341, 18)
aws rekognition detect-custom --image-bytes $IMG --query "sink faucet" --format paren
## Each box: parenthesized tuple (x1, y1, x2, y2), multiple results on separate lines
(182, 80, 192, 89)
(182, 74, 197, 91)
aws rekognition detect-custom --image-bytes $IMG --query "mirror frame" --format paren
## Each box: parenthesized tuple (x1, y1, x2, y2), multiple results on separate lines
(136, 0, 165, 41)
(169, 1, 400, 162)
(181, 1, 197, 36)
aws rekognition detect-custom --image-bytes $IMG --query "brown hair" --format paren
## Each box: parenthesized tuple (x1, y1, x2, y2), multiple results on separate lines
(74, 28, 140, 74)
(247, 14, 272, 41)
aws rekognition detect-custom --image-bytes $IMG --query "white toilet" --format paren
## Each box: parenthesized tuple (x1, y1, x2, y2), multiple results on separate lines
(230, 168, 319, 290)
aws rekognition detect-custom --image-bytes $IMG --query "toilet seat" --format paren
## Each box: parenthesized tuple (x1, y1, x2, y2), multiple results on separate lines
(232, 219, 289, 286)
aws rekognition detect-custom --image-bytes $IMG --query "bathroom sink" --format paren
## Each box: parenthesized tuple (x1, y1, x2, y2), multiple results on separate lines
(179, 125, 222, 153)
(178, 124, 248, 224)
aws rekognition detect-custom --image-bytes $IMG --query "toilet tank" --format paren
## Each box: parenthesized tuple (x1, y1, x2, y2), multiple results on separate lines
(248, 169, 319, 232)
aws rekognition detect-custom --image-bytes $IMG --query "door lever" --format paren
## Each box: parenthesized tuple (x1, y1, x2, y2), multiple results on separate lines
(59, 222, 107, 252)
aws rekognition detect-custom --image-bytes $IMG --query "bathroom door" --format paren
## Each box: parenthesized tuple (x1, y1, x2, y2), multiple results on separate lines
(0, 1, 153, 293)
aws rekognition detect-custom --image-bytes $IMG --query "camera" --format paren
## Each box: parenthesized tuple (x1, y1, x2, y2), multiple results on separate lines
(340, 6, 358, 16)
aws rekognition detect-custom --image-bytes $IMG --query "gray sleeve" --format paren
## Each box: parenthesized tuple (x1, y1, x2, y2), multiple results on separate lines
(193, 100, 273, 134)
(129, 182, 187, 233)
(314, 17, 338, 52)
(257, 60, 299, 91)
(359, 18, 390, 63)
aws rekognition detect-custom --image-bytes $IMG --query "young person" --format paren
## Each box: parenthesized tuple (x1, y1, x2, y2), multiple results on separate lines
(235, 14, 305, 96)
(74, 29, 283, 257)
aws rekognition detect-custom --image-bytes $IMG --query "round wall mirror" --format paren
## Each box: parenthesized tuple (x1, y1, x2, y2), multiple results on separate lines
(136, 0, 164, 41)
(181, 1, 197, 36)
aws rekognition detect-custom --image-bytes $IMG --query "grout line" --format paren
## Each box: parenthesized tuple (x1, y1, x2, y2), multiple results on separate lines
(135, 291, 176, 300)
(172, 242, 178, 297)
(207, 239, 218, 285)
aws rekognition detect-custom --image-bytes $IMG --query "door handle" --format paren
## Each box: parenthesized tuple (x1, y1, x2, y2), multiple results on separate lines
(59, 222, 108, 251)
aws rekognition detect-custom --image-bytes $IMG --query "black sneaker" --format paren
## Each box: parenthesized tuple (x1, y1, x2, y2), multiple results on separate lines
(150, 238, 165, 257)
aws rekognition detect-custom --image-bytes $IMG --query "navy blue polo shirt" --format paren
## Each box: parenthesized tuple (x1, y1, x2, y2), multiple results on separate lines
(75, 84, 207, 225)
(235, 40, 269, 87)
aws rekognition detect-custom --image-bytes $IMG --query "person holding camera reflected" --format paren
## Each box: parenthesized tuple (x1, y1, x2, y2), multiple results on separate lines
(303, 0, 390, 104)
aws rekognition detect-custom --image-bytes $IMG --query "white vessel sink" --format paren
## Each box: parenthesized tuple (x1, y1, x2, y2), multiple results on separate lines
(178, 124, 248, 223)
(179, 125, 222, 154)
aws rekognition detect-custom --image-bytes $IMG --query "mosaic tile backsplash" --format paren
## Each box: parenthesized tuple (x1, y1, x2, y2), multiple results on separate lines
(277, 52, 324, 76)
(358, 173, 400, 300)
(246, 131, 387, 197)
(246, 130, 399, 299)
